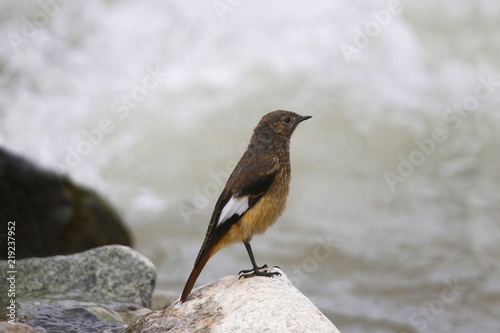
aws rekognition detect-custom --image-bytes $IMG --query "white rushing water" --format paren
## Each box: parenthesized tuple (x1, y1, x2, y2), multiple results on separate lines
(1, 1, 500, 332)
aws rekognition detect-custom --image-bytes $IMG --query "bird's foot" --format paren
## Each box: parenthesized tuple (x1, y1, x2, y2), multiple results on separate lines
(238, 265, 281, 279)
(239, 264, 267, 275)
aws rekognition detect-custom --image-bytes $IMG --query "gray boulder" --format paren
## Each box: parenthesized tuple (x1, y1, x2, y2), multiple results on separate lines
(125, 268, 340, 333)
(0, 245, 155, 332)
(0, 245, 155, 307)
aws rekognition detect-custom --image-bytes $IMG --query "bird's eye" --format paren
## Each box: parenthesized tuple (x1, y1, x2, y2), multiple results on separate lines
(282, 117, 291, 124)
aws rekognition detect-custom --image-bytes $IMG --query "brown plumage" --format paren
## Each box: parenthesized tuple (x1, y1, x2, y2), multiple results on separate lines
(180, 110, 311, 302)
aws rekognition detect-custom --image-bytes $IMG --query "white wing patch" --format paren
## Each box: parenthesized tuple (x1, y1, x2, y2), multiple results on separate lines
(218, 196, 249, 225)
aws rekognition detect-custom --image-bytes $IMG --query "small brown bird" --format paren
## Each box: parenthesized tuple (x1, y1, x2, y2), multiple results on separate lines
(180, 110, 311, 302)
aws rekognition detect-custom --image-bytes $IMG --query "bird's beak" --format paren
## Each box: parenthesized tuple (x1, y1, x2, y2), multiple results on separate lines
(299, 115, 312, 122)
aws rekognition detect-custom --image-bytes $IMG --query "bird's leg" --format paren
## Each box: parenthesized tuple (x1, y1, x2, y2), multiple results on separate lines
(239, 242, 281, 279)
(239, 242, 267, 272)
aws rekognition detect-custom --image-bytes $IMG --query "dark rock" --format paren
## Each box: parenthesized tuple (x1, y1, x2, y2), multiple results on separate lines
(0, 147, 132, 259)
(0, 321, 42, 332)
(16, 299, 149, 333)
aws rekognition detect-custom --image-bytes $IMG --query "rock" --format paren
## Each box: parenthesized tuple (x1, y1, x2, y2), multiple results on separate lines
(0, 322, 42, 332)
(125, 268, 340, 333)
(0, 245, 156, 308)
(0, 147, 132, 259)
(16, 299, 150, 333)
(0, 246, 155, 332)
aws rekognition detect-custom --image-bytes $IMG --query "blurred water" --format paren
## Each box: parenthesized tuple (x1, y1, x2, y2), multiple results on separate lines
(1, 0, 500, 332)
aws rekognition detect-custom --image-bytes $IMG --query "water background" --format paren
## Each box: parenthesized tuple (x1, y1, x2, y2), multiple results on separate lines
(1, 1, 500, 332)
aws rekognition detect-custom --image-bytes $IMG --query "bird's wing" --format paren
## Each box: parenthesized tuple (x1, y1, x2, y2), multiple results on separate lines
(197, 152, 279, 264)
(180, 153, 278, 302)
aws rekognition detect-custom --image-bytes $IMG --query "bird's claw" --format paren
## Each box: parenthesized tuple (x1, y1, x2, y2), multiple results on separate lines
(238, 265, 280, 279)
(238, 264, 268, 275)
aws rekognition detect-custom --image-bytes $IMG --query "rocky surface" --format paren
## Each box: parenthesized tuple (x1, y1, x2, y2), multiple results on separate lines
(0, 147, 131, 259)
(125, 268, 340, 333)
(0, 321, 41, 332)
(0, 245, 155, 332)
(0, 245, 340, 332)
(15, 299, 150, 333)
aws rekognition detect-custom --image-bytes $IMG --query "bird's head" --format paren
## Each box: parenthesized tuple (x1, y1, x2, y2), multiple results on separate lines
(258, 110, 312, 139)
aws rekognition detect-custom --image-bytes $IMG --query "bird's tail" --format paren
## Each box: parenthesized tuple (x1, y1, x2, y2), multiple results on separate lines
(180, 226, 233, 303)
(180, 213, 237, 302)
(180, 246, 214, 302)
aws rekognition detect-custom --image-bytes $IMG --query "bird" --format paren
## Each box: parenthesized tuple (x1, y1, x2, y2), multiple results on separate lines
(180, 110, 311, 302)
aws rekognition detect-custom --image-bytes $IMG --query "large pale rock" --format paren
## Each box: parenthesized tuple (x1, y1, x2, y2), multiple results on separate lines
(125, 268, 340, 333)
